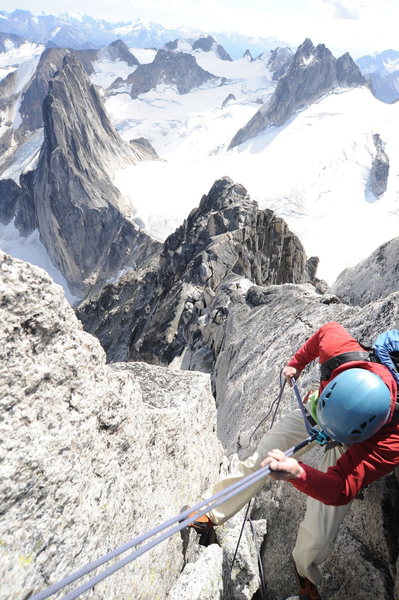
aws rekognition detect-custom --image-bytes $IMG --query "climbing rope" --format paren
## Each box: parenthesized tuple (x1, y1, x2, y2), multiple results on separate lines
(29, 432, 318, 600)
(234, 370, 286, 455)
(230, 370, 287, 599)
(230, 373, 330, 599)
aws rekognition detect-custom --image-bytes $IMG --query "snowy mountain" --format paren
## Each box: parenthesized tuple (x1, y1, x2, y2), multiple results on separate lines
(356, 49, 399, 76)
(0, 9, 290, 59)
(0, 29, 399, 302)
(356, 49, 399, 103)
(229, 39, 365, 148)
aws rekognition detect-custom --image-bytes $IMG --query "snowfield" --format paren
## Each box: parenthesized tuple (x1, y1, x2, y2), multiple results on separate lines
(111, 84, 399, 286)
(0, 41, 44, 81)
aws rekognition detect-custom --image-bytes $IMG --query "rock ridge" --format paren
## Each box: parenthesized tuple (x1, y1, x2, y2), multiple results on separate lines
(0, 250, 223, 600)
(229, 38, 366, 149)
(331, 236, 399, 307)
(77, 176, 311, 365)
(128, 49, 223, 97)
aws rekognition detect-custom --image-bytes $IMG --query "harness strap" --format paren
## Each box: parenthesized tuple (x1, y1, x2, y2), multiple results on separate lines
(320, 351, 372, 381)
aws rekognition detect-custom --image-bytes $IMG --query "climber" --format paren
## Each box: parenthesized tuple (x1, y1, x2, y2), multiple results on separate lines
(185, 321, 399, 600)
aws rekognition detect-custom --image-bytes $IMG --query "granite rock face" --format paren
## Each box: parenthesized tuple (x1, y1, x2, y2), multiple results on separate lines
(194, 277, 399, 600)
(129, 49, 221, 97)
(331, 237, 399, 307)
(0, 250, 223, 600)
(18, 47, 97, 136)
(0, 178, 21, 224)
(77, 177, 310, 364)
(168, 511, 267, 600)
(0, 42, 138, 176)
(266, 46, 294, 80)
(229, 38, 366, 148)
(10, 54, 160, 297)
(0, 46, 98, 165)
(80, 231, 399, 600)
(4, 218, 399, 600)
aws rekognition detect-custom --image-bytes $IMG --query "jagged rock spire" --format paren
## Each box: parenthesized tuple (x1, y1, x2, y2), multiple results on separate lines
(21, 54, 160, 297)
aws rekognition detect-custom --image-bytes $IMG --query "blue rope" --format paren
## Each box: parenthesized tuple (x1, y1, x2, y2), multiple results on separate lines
(30, 433, 317, 600)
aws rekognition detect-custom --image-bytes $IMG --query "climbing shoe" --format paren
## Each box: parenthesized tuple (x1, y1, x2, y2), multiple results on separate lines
(180, 505, 214, 534)
(295, 567, 321, 600)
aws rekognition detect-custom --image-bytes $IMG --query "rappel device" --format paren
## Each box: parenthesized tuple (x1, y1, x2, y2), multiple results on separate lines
(291, 378, 330, 445)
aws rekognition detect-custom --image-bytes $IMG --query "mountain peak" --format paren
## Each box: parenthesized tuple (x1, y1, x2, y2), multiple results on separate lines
(99, 39, 140, 66)
(19, 53, 160, 296)
(229, 39, 366, 149)
(129, 48, 221, 98)
(192, 35, 232, 61)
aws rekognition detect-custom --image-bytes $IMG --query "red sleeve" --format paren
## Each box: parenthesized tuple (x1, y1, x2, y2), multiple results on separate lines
(287, 329, 322, 372)
(290, 422, 399, 505)
(287, 321, 363, 372)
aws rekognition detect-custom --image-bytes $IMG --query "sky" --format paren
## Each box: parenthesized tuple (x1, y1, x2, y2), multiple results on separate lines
(1, 0, 399, 58)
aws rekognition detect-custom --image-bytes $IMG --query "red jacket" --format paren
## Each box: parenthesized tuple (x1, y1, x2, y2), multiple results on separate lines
(287, 321, 399, 505)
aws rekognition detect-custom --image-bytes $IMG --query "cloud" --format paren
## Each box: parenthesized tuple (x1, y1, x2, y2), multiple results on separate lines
(321, 0, 362, 19)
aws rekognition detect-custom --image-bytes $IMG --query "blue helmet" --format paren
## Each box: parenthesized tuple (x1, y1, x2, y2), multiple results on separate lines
(316, 368, 391, 444)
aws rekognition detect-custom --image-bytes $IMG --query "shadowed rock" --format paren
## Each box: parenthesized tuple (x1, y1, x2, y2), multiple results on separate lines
(15, 54, 160, 297)
(0, 178, 21, 225)
(98, 39, 140, 66)
(77, 176, 310, 364)
(370, 133, 389, 197)
(18, 47, 97, 136)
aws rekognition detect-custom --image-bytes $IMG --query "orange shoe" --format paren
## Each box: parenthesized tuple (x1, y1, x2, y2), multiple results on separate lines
(295, 568, 321, 600)
(180, 505, 214, 534)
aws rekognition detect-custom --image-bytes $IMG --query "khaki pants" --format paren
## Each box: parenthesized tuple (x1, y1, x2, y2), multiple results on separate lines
(207, 410, 351, 585)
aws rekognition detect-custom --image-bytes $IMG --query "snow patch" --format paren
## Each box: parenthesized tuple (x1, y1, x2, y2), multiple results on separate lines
(50, 26, 61, 39)
(1, 129, 44, 182)
(128, 47, 157, 64)
(90, 59, 136, 89)
(0, 42, 44, 78)
(302, 55, 315, 67)
(0, 220, 79, 304)
(382, 57, 399, 74)
(3, 39, 16, 52)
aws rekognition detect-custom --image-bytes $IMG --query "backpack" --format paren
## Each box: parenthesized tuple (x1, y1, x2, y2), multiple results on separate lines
(372, 330, 399, 386)
(320, 329, 399, 386)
